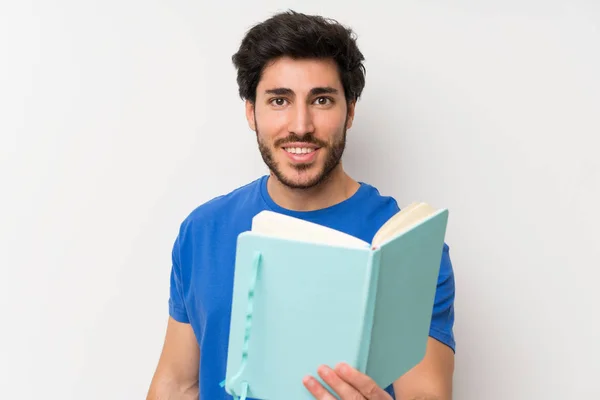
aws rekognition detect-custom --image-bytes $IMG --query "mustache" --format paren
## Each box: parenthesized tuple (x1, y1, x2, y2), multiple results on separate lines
(274, 133, 328, 148)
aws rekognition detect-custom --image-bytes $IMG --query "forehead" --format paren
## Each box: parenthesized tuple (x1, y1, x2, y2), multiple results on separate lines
(257, 56, 343, 94)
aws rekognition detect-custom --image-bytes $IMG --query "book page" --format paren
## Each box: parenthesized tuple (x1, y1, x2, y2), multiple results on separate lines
(371, 203, 437, 248)
(251, 210, 369, 248)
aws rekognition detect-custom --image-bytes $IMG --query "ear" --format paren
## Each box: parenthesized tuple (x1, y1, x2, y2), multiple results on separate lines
(245, 100, 256, 131)
(345, 100, 356, 129)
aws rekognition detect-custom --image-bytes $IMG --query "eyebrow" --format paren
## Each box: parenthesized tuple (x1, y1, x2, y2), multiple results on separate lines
(264, 87, 339, 96)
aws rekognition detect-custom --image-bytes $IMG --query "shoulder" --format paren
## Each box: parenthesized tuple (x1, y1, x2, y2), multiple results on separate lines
(359, 181, 451, 249)
(360, 182, 399, 206)
(357, 181, 401, 219)
(331, 180, 401, 242)
(176, 177, 264, 241)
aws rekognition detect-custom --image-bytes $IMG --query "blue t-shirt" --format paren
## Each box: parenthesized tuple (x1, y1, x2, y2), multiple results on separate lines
(168, 175, 456, 399)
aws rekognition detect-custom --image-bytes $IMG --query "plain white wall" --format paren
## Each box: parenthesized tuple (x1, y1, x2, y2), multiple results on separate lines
(1, 1, 599, 399)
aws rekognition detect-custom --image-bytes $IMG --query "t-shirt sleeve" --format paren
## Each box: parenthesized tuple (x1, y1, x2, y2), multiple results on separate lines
(428, 243, 456, 352)
(168, 234, 190, 323)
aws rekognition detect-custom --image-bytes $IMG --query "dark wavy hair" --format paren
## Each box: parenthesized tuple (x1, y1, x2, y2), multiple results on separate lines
(232, 10, 366, 104)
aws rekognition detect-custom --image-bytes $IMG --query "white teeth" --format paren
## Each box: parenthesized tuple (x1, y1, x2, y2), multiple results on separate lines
(284, 147, 315, 154)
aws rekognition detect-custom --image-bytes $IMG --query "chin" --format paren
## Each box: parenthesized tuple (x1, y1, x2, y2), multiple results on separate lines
(274, 164, 330, 189)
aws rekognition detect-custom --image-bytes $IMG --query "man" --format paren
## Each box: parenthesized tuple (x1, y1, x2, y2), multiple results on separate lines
(147, 10, 455, 400)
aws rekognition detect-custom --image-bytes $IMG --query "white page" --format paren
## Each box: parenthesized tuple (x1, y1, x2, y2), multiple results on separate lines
(251, 210, 369, 249)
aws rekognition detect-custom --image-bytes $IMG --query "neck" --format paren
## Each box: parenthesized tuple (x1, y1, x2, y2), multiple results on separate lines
(266, 164, 360, 212)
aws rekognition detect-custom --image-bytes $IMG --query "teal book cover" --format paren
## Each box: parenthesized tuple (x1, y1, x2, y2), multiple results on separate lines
(222, 205, 449, 400)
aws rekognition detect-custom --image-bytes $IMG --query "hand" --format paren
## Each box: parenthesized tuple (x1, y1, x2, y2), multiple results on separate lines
(303, 363, 393, 400)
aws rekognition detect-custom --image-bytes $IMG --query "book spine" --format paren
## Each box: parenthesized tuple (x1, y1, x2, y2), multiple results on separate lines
(355, 249, 382, 373)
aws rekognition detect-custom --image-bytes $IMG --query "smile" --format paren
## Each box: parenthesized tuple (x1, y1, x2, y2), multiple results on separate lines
(281, 146, 320, 163)
(283, 147, 317, 154)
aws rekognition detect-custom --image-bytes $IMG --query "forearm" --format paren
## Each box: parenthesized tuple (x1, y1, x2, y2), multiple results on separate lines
(407, 397, 441, 400)
(395, 383, 450, 400)
(399, 390, 450, 400)
(146, 378, 198, 400)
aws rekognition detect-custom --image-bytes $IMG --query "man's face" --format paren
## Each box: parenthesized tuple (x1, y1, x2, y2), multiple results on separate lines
(246, 56, 355, 189)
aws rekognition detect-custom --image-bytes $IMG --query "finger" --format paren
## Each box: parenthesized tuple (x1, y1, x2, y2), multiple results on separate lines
(303, 375, 337, 400)
(317, 365, 362, 399)
(334, 363, 390, 400)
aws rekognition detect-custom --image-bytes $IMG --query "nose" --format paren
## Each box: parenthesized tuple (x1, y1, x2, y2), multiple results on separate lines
(288, 103, 315, 136)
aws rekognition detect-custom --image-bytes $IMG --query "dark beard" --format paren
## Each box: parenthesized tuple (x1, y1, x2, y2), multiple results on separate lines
(256, 128, 347, 190)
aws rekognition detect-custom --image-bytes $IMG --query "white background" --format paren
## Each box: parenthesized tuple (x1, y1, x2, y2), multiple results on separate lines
(1, 1, 599, 399)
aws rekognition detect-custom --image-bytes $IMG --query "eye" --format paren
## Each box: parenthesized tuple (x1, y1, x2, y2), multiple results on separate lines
(314, 97, 333, 106)
(270, 97, 288, 107)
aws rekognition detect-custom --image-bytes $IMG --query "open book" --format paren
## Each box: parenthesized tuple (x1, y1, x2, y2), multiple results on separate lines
(222, 202, 449, 400)
(251, 201, 441, 250)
